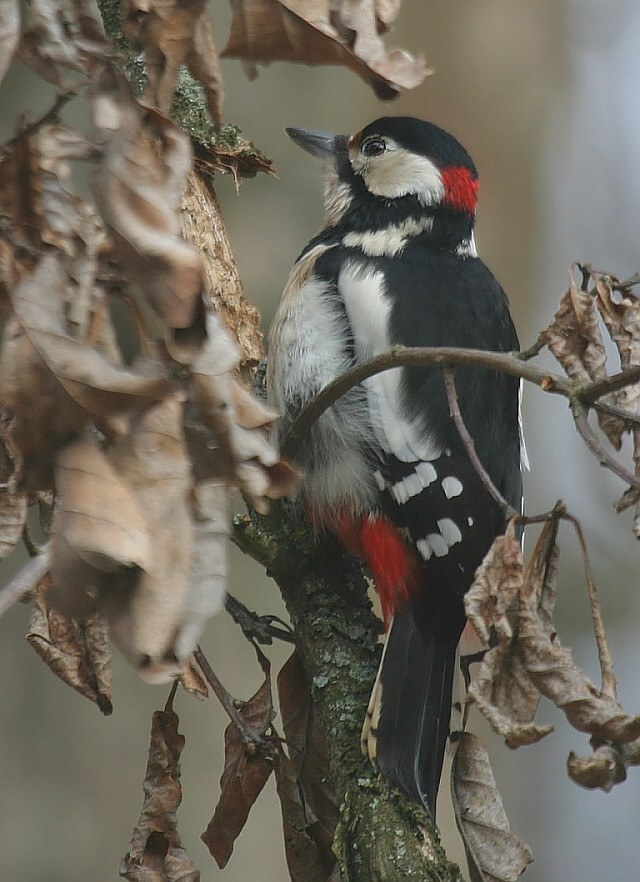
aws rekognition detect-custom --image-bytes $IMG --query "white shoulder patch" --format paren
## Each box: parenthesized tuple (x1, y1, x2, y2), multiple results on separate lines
(339, 260, 442, 464)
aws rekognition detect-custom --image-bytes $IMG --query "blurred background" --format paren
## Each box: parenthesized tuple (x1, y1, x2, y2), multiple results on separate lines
(2, 0, 640, 879)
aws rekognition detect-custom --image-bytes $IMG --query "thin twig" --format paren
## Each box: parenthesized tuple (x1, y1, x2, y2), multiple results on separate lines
(564, 512, 617, 699)
(0, 546, 50, 619)
(581, 366, 640, 404)
(282, 346, 573, 459)
(571, 401, 640, 490)
(517, 335, 547, 361)
(592, 399, 640, 429)
(442, 368, 518, 518)
(224, 593, 295, 645)
(194, 644, 266, 744)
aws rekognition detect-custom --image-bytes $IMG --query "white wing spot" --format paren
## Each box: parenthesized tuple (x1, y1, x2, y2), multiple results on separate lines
(437, 518, 462, 548)
(374, 470, 387, 491)
(417, 538, 433, 561)
(391, 481, 409, 504)
(441, 476, 463, 498)
(415, 461, 437, 486)
(426, 532, 449, 557)
(467, 516, 474, 527)
(444, 447, 452, 457)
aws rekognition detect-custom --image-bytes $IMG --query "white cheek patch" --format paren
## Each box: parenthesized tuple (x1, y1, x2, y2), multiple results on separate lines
(359, 148, 445, 207)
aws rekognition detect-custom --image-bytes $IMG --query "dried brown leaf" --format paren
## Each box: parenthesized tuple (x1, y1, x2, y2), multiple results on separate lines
(179, 659, 209, 699)
(49, 437, 151, 617)
(201, 647, 276, 867)
(124, 0, 224, 125)
(452, 732, 533, 882)
(517, 600, 640, 743)
(464, 521, 524, 644)
(542, 268, 607, 383)
(18, 0, 109, 87)
(0, 0, 20, 85)
(92, 70, 205, 334)
(0, 485, 27, 559)
(468, 516, 561, 748)
(191, 313, 299, 510)
(273, 743, 332, 882)
(8, 254, 174, 420)
(277, 651, 338, 871)
(121, 706, 199, 882)
(107, 397, 193, 677)
(222, 0, 431, 99)
(27, 573, 113, 714)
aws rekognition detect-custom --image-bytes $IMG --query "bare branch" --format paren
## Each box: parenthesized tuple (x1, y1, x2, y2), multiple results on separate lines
(0, 545, 50, 619)
(571, 400, 640, 491)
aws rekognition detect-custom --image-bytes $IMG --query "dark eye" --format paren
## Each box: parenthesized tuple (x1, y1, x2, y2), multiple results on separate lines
(361, 136, 386, 157)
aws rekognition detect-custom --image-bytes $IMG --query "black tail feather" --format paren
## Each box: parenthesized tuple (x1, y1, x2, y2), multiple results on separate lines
(373, 604, 464, 818)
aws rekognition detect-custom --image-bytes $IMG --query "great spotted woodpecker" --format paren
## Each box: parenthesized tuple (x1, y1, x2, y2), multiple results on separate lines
(267, 117, 523, 818)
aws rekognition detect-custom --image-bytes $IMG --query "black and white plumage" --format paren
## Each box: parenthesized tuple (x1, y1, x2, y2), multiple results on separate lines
(268, 117, 523, 818)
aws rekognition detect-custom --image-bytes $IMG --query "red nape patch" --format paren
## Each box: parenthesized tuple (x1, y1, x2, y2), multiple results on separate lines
(441, 166, 479, 214)
(359, 517, 421, 629)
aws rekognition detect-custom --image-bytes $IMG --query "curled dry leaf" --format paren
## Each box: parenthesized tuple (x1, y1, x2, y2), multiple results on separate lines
(124, 0, 224, 126)
(273, 742, 333, 882)
(0, 0, 19, 86)
(8, 253, 174, 420)
(464, 520, 524, 644)
(107, 397, 193, 678)
(18, 0, 109, 87)
(277, 651, 338, 876)
(0, 408, 27, 554)
(121, 705, 200, 882)
(222, 0, 431, 99)
(92, 68, 205, 335)
(542, 266, 607, 384)
(567, 743, 628, 792)
(191, 313, 299, 511)
(49, 437, 151, 618)
(467, 515, 559, 747)
(201, 646, 276, 868)
(27, 572, 113, 714)
(452, 732, 533, 882)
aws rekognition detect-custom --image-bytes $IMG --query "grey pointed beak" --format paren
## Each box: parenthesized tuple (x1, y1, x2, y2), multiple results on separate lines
(285, 127, 342, 160)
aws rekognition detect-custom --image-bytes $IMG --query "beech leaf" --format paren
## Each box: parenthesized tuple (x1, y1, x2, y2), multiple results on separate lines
(121, 706, 200, 882)
(27, 573, 113, 714)
(222, 0, 431, 99)
(452, 732, 533, 882)
(201, 646, 276, 867)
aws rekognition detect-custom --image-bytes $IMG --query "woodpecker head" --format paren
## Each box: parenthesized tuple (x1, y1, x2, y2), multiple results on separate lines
(286, 117, 479, 239)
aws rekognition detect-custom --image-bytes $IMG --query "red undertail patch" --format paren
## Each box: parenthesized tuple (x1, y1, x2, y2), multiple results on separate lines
(441, 166, 479, 214)
(358, 516, 421, 629)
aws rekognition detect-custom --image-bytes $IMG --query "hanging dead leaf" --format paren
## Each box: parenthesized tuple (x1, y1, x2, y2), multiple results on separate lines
(467, 514, 560, 747)
(107, 397, 193, 678)
(92, 68, 205, 336)
(18, 0, 109, 87)
(179, 658, 209, 699)
(0, 485, 27, 559)
(273, 742, 333, 882)
(7, 254, 174, 421)
(567, 743, 627, 792)
(0, 0, 19, 85)
(191, 313, 299, 511)
(121, 705, 200, 882)
(464, 521, 524, 644)
(27, 573, 113, 714)
(222, 0, 431, 99)
(542, 266, 607, 384)
(124, 0, 224, 126)
(277, 651, 338, 873)
(452, 732, 533, 882)
(49, 437, 151, 618)
(201, 645, 276, 867)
